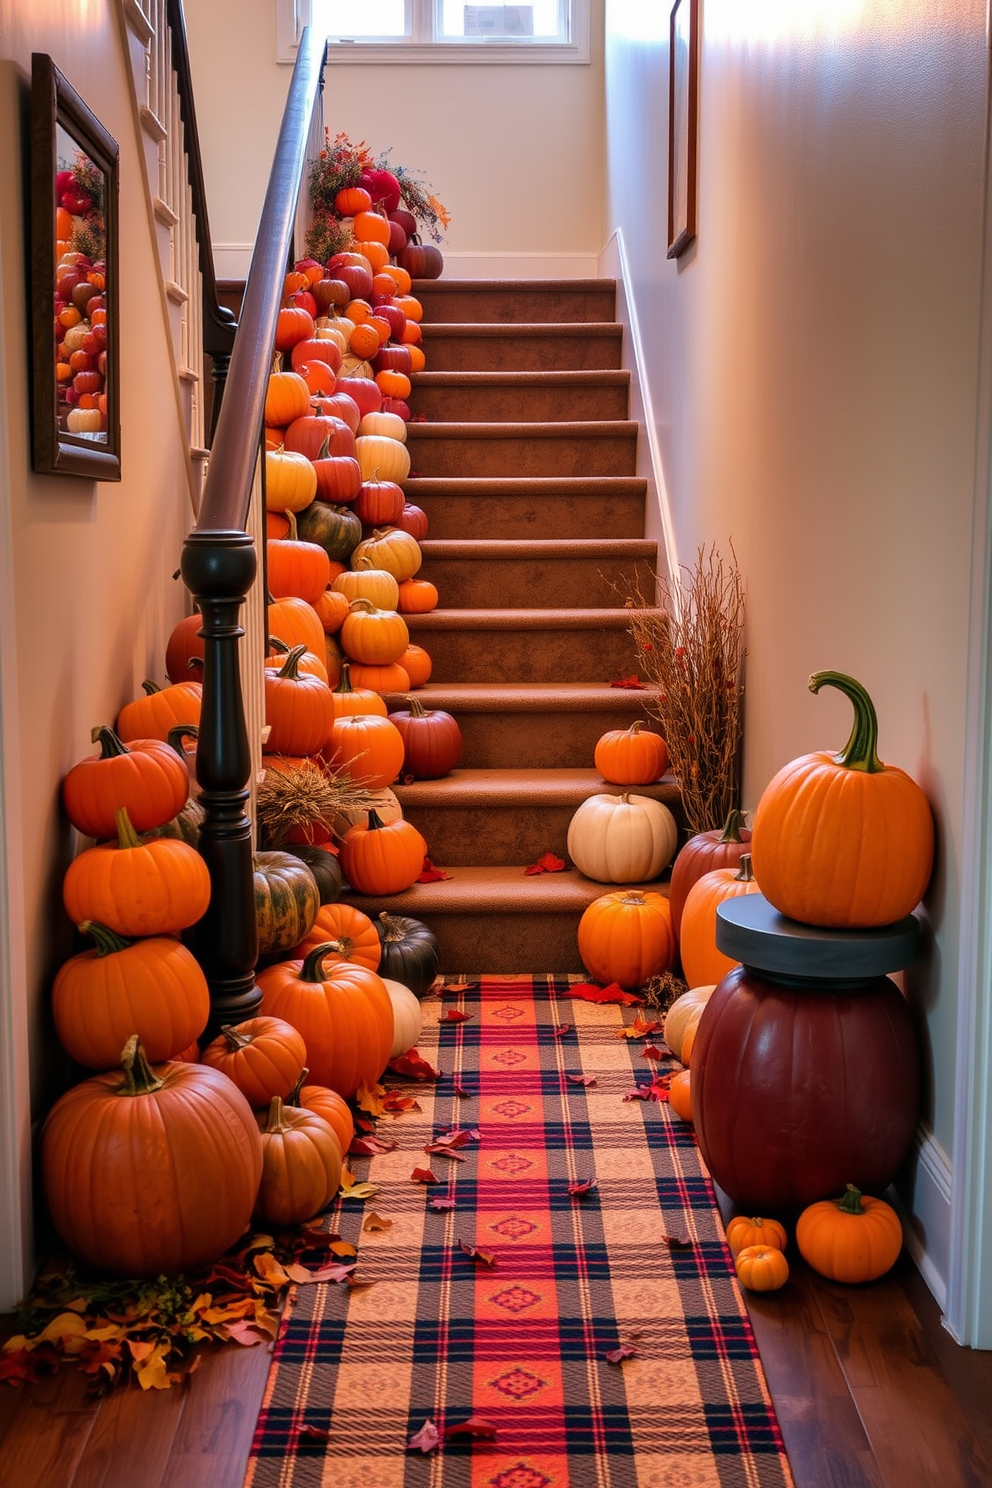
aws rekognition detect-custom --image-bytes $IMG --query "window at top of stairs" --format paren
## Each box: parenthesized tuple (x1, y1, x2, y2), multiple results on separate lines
(276, 0, 590, 63)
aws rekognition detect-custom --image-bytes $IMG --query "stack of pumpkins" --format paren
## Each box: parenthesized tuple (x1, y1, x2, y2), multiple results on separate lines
(46, 721, 442, 1278)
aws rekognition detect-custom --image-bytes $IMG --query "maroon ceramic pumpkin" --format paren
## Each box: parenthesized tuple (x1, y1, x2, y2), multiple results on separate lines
(395, 503, 428, 541)
(389, 697, 462, 779)
(669, 809, 752, 946)
(691, 964, 920, 1212)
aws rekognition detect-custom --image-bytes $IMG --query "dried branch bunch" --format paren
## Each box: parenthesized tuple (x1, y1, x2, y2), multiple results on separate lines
(256, 757, 381, 850)
(627, 545, 746, 835)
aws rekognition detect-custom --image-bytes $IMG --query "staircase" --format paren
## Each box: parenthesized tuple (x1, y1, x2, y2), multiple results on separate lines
(345, 277, 678, 973)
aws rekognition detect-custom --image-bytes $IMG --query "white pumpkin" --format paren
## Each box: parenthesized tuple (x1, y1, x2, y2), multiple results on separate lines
(566, 792, 679, 884)
(359, 410, 408, 443)
(356, 434, 411, 485)
(663, 985, 716, 1061)
(383, 977, 423, 1058)
(332, 786, 403, 840)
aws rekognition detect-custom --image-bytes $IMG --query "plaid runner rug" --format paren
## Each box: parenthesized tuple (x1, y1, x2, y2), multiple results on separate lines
(245, 975, 794, 1488)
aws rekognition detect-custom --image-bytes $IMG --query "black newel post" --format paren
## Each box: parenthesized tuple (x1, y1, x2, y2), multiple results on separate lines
(180, 528, 260, 1037)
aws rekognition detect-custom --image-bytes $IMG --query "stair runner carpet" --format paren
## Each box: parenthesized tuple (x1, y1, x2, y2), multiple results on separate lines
(244, 977, 794, 1488)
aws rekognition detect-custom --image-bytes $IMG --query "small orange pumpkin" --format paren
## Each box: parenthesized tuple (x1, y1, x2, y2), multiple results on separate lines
(253, 1095, 342, 1226)
(735, 1244, 789, 1292)
(795, 1184, 902, 1283)
(667, 1069, 693, 1122)
(594, 720, 669, 785)
(577, 889, 675, 990)
(201, 1016, 308, 1108)
(725, 1215, 789, 1257)
(339, 810, 427, 896)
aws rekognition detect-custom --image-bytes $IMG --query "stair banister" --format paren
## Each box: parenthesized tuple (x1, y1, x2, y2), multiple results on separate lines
(179, 24, 326, 1035)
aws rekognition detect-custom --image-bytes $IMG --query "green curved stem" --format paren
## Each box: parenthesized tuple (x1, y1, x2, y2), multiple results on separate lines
(78, 921, 132, 956)
(718, 808, 746, 843)
(808, 671, 883, 773)
(90, 725, 129, 759)
(300, 942, 342, 982)
(114, 807, 142, 851)
(837, 1183, 866, 1215)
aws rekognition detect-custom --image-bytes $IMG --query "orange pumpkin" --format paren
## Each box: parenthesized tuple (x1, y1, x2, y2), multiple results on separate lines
(339, 809, 428, 896)
(257, 944, 393, 1098)
(62, 725, 190, 839)
(679, 855, 760, 988)
(289, 1076, 355, 1154)
(63, 807, 211, 938)
(116, 679, 202, 744)
(795, 1184, 902, 1283)
(201, 1016, 307, 1108)
(725, 1214, 789, 1258)
(397, 578, 439, 614)
(292, 901, 382, 970)
(594, 720, 669, 785)
(667, 1069, 693, 1122)
(400, 644, 432, 688)
(40, 1036, 262, 1277)
(347, 661, 411, 695)
(576, 889, 675, 990)
(326, 713, 405, 790)
(265, 448, 318, 514)
(265, 644, 335, 756)
(253, 1095, 342, 1226)
(735, 1244, 789, 1292)
(330, 662, 388, 719)
(339, 598, 409, 666)
(750, 672, 934, 928)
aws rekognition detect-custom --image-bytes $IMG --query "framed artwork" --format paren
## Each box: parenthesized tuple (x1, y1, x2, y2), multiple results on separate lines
(30, 54, 121, 480)
(668, 0, 699, 259)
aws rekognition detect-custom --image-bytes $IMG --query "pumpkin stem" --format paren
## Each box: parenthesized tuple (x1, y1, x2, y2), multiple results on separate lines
(285, 509, 299, 540)
(735, 853, 755, 882)
(322, 935, 354, 959)
(90, 724, 130, 759)
(808, 672, 884, 773)
(718, 808, 746, 843)
(274, 643, 308, 680)
(286, 1068, 309, 1106)
(167, 724, 199, 757)
(117, 1034, 165, 1096)
(348, 597, 377, 614)
(140, 680, 162, 696)
(378, 911, 407, 942)
(264, 1095, 290, 1133)
(627, 720, 644, 737)
(837, 1183, 866, 1215)
(78, 920, 132, 956)
(317, 434, 331, 461)
(114, 806, 143, 851)
(221, 1023, 252, 1051)
(187, 656, 204, 671)
(405, 696, 428, 719)
(619, 891, 647, 905)
(300, 942, 341, 982)
(335, 662, 357, 695)
(366, 809, 385, 832)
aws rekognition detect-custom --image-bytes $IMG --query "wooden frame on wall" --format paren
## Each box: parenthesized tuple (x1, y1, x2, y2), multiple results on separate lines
(668, 0, 699, 259)
(30, 53, 121, 480)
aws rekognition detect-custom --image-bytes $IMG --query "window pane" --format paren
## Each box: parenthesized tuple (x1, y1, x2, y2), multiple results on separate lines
(316, 0, 410, 38)
(439, 1, 566, 40)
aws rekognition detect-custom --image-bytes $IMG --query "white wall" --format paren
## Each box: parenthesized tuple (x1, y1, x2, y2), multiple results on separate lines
(0, 0, 196, 1306)
(185, 0, 606, 279)
(604, 0, 988, 1305)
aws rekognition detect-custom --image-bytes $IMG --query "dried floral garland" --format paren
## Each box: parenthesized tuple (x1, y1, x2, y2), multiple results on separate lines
(305, 129, 450, 263)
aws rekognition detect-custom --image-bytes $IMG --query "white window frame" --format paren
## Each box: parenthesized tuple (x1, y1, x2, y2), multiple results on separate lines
(277, 0, 590, 64)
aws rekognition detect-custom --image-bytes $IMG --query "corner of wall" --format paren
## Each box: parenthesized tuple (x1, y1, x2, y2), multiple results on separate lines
(893, 1121, 952, 1317)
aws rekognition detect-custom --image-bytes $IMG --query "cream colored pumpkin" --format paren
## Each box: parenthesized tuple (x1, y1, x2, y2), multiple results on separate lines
(332, 565, 400, 611)
(359, 411, 408, 443)
(383, 977, 423, 1058)
(663, 985, 716, 1062)
(356, 435, 411, 485)
(314, 324, 349, 356)
(566, 792, 678, 884)
(332, 786, 403, 839)
(351, 527, 422, 582)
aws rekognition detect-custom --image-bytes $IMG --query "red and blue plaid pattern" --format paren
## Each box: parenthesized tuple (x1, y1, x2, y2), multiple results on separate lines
(244, 975, 794, 1487)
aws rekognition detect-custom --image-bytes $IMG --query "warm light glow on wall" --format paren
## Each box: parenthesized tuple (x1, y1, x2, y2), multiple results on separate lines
(607, 0, 666, 44)
(706, 0, 868, 45)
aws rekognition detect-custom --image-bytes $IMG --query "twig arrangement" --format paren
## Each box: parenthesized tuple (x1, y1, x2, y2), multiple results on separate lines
(626, 545, 746, 836)
(256, 757, 381, 849)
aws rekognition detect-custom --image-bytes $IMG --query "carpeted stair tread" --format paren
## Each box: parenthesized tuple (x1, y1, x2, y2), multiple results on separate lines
(407, 421, 637, 478)
(416, 538, 656, 607)
(420, 324, 623, 373)
(412, 370, 630, 388)
(408, 475, 646, 495)
(394, 767, 679, 808)
(406, 476, 648, 540)
(411, 278, 617, 323)
(407, 418, 637, 440)
(345, 864, 669, 916)
(407, 606, 662, 630)
(386, 681, 661, 711)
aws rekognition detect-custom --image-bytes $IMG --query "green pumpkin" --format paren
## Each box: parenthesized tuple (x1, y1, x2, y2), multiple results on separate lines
(375, 912, 441, 999)
(295, 501, 362, 566)
(254, 851, 320, 955)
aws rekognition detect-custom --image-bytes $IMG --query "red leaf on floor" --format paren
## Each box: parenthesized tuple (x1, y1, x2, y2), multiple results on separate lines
(642, 1045, 665, 1059)
(524, 851, 566, 874)
(458, 1239, 497, 1267)
(444, 982, 477, 995)
(661, 1234, 693, 1249)
(348, 1134, 398, 1157)
(609, 675, 645, 689)
(623, 1085, 652, 1101)
(453, 1080, 471, 1097)
(616, 1015, 664, 1040)
(299, 1424, 330, 1444)
(553, 1023, 572, 1036)
(354, 1114, 376, 1133)
(605, 1343, 638, 1364)
(0, 1345, 59, 1385)
(429, 1196, 456, 1211)
(426, 1128, 475, 1152)
(572, 981, 644, 1006)
(411, 1167, 439, 1184)
(443, 1416, 499, 1441)
(418, 856, 451, 882)
(442, 1009, 472, 1022)
(389, 1049, 440, 1081)
(566, 1073, 597, 1086)
(568, 1179, 598, 1196)
(424, 1145, 467, 1161)
(408, 1418, 441, 1453)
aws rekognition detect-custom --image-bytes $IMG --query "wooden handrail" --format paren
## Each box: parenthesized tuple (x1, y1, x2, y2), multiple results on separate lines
(195, 24, 326, 534)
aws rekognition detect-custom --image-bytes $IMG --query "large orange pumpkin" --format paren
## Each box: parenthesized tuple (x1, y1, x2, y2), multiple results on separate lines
(41, 1036, 263, 1277)
(257, 944, 393, 1098)
(749, 671, 934, 927)
(116, 679, 202, 743)
(291, 901, 382, 970)
(339, 809, 427, 896)
(576, 889, 675, 989)
(679, 856, 760, 988)
(62, 725, 190, 840)
(201, 1016, 307, 1108)
(326, 713, 404, 790)
(52, 922, 209, 1069)
(63, 807, 211, 937)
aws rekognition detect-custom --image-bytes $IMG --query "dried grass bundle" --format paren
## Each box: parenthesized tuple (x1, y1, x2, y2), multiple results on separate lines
(642, 969, 689, 1013)
(627, 545, 746, 835)
(256, 757, 381, 849)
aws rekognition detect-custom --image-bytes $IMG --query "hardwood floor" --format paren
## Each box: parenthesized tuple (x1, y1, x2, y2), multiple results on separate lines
(2, 1243, 991, 1487)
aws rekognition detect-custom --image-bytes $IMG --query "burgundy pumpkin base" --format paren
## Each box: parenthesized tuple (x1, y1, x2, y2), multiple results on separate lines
(692, 965, 920, 1213)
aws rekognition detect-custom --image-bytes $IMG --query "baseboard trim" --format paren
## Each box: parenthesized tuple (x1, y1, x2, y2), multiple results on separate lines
(212, 244, 253, 280)
(893, 1121, 953, 1319)
(599, 230, 678, 584)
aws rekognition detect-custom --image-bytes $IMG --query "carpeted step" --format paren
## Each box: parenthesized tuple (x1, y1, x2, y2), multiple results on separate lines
(385, 683, 664, 770)
(419, 323, 624, 373)
(417, 538, 656, 609)
(344, 865, 668, 973)
(405, 607, 660, 683)
(411, 277, 617, 324)
(406, 476, 647, 541)
(406, 420, 638, 478)
(394, 767, 683, 867)
(409, 370, 631, 422)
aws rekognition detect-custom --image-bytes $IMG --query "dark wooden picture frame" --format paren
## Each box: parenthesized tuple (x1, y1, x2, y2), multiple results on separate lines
(30, 53, 121, 480)
(667, 0, 699, 259)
